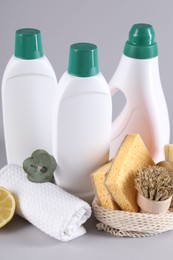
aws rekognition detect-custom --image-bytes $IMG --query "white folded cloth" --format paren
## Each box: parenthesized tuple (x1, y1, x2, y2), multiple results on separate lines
(0, 164, 91, 241)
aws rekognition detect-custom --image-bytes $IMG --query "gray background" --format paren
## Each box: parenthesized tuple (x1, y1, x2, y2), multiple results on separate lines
(0, 0, 173, 259)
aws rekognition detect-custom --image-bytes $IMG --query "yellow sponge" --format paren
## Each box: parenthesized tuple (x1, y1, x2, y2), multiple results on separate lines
(105, 134, 155, 212)
(91, 161, 118, 210)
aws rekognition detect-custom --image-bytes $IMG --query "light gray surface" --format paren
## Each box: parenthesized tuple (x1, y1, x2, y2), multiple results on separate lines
(0, 0, 173, 259)
(0, 213, 172, 260)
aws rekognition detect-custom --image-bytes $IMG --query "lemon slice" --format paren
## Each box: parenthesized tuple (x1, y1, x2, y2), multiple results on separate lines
(0, 186, 16, 228)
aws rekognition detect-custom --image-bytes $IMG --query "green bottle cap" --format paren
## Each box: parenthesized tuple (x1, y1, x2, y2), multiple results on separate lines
(14, 28, 43, 59)
(68, 43, 99, 77)
(124, 23, 158, 59)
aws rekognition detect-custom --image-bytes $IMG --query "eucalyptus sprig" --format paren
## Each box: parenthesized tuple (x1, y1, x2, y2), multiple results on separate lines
(23, 149, 57, 183)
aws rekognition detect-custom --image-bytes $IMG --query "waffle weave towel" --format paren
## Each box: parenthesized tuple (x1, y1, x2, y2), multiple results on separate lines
(0, 164, 91, 241)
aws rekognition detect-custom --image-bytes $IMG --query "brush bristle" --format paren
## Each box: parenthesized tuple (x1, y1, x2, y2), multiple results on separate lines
(165, 145, 173, 163)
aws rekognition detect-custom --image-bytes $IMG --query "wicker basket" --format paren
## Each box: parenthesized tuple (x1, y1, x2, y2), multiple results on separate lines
(92, 198, 173, 238)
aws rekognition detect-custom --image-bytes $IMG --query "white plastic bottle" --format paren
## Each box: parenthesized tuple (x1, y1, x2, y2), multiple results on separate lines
(2, 28, 57, 165)
(52, 43, 112, 200)
(109, 24, 170, 163)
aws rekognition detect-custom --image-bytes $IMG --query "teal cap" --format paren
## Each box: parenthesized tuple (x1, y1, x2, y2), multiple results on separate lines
(124, 23, 158, 59)
(68, 43, 99, 77)
(14, 28, 43, 59)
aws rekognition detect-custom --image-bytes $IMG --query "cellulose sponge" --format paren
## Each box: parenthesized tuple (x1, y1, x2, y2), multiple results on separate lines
(105, 134, 155, 212)
(91, 161, 118, 210)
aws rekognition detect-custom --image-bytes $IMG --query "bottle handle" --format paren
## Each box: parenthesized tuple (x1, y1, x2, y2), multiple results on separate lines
(111, 85, 128, 140)
(109, 84, 128, 160)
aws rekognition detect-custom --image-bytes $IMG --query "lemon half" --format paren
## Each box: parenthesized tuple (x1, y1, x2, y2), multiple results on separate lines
(0, 186, 16, 228)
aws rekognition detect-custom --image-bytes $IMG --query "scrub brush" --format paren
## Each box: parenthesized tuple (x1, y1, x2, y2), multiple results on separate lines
(165, 144, 173, 164)
(156, 145, 173, 171)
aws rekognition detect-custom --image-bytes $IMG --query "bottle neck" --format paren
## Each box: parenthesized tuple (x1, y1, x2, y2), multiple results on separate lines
(109, 54, 161, 96)
(120, 54, 160, 73)
(13, 54, 45, 61)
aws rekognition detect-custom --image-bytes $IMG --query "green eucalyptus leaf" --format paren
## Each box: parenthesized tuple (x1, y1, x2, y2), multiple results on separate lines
(23, 149, 57, 183)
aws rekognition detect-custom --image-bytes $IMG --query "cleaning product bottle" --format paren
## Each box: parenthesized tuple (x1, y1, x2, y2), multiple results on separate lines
(109, 23, 170, 163)
(2, 28, 57, 165)
(52, 43, 112, 200)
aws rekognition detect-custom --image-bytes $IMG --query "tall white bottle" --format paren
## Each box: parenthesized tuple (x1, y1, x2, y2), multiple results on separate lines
(109, 24, 170, 163)
(52, 43, 112, 200)
(2, 28, 57, 165)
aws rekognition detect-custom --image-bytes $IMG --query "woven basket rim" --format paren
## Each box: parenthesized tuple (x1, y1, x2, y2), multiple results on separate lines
(92, 197, 173, 216)
(92, 197, 173, 237)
